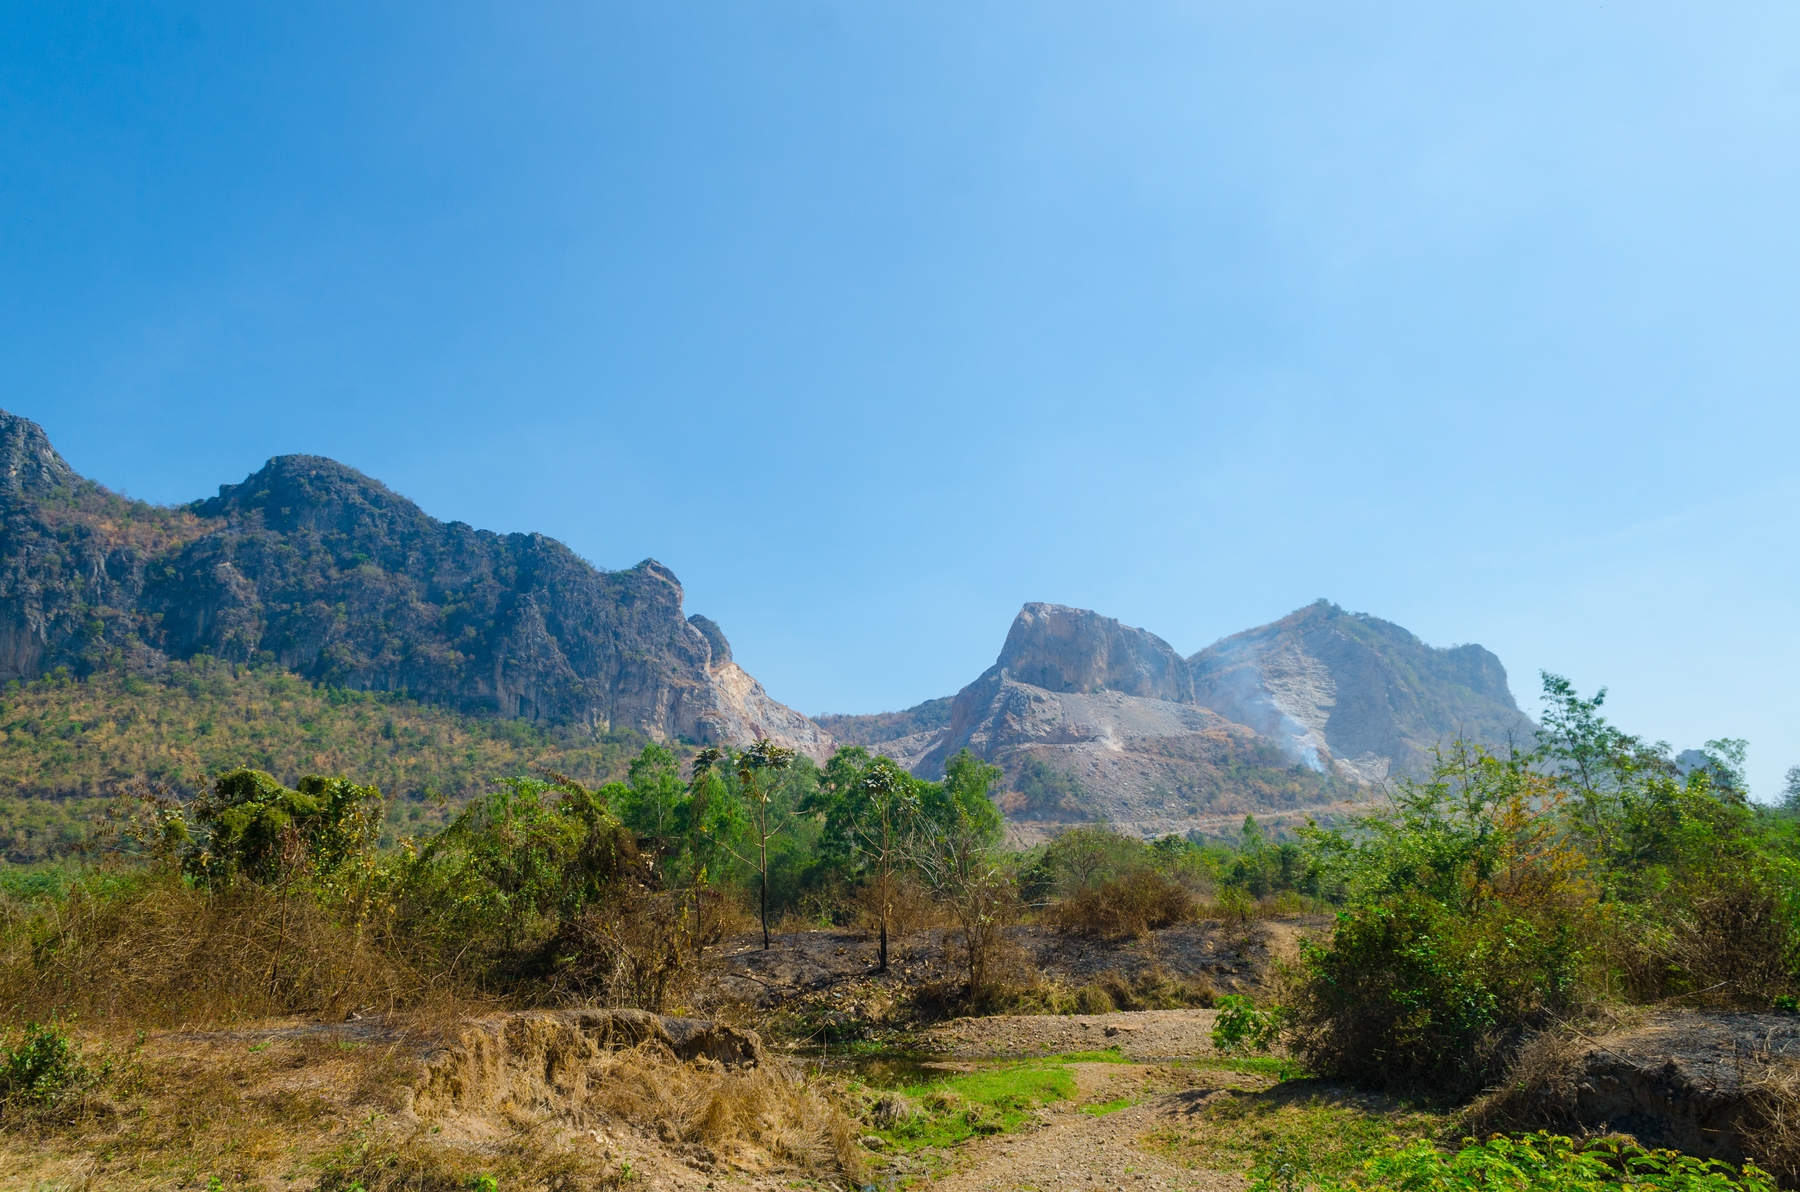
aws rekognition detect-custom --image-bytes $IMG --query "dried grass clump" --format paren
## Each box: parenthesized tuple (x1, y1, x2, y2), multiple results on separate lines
(1051, 870, 1197, 940)
(988, 966, 1217, 1016)
(1742, 1058, 1800, 1187)
(416, 1014, 864, 1184)
(0, 867, 423, 1025)
(1464, 1025, 1601, 1134)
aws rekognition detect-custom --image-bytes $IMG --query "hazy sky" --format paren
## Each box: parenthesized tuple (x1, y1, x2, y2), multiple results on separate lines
(5, 3, 1797, 795)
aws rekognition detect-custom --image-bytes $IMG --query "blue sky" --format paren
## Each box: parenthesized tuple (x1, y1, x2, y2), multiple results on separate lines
(5, 3, 1798, 795)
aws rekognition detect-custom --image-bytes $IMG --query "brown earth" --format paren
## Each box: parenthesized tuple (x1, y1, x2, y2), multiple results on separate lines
(924, 1008, 1222, 1060)
(925, 1060, 1257, 1192)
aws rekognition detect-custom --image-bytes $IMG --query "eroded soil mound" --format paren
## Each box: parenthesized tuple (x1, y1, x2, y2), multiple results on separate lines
(1476, 1011, 1800, 1179)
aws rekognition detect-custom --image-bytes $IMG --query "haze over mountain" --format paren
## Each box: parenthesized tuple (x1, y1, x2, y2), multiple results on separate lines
(829, 601, 1534, 840)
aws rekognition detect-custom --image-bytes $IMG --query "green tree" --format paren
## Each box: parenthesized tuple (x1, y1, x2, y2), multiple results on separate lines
(695, 739, 797, 950)
(911, 749, 1008, 998)
(809, 749, 921, 972)
(617, 743, 692, 867)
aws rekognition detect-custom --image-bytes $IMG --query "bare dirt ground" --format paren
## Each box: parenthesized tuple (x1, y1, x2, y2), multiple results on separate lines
(707, 919, 1323, 1045)
(930, 1061, 1251, 1192)
(893, 1043, 1283, 1192)
(924, 1008, 1222, 1059)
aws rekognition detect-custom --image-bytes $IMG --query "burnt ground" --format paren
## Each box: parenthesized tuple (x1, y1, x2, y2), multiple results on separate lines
(1480, 1009, 1800, 1175)
(702, 917, 1325, 1043)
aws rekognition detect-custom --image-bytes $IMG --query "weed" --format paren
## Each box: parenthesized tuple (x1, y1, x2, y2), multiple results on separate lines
(870, 1061, 1077, 1150)
(1271, 1132, 1779, 1192)
(1080, 1096, 1134, 1116)
(1145, 1082, 1447, 1183)
(0, 1020, 97, 1110)
(1213, 994, 1283, 1055)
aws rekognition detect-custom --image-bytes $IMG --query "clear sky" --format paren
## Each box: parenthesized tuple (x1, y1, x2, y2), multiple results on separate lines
(5, 3, 1797, 796)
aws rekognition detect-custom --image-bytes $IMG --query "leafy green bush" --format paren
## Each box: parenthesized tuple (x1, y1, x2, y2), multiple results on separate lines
(1256, 1132, 1776, 1192)
(0, 1020, 95, 1110)
(1212, 994, 1282, 1055)
(180, 768, 384, 885)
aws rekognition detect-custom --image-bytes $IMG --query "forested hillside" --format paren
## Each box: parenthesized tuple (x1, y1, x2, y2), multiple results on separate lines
(0, 660, 650, 861)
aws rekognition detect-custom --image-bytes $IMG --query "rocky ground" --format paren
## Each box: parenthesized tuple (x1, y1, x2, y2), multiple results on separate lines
(924, 1059, 1255, 1192)
(922, 1008, 1222, 1059)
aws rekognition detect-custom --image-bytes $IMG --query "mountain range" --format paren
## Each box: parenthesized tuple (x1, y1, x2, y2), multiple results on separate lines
(0, 409, 1534, 837)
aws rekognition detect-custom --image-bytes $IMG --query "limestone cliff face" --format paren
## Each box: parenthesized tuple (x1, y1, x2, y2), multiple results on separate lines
(996, 603, 1193, 701)
(1189, 600, 1531, 782)
(0, 412, 831, 760)
(855, 604, 1354, 839)
(842, 598, 1530, 838)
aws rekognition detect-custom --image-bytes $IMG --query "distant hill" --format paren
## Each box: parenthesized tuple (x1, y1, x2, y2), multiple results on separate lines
(815, 696, 954, 747)
(852, 601, 1534, 840)
(0, 410, 831, 761)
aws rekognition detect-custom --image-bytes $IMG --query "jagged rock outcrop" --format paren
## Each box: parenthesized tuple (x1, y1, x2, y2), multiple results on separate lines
(1189, 600, 1532, 782)
(0, 410, 831, 759)
(996, 603, 1193, 701)
(841, 599, 1531, 837)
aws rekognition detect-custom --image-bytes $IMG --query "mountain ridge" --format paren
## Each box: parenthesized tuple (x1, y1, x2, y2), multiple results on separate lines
(831, 600, 1533, 837)
(0, 411, 832, 760)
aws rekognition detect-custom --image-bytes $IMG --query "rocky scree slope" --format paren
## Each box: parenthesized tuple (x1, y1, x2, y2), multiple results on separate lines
(837, 601, 1531, 835)
(0, 410, 830, 758)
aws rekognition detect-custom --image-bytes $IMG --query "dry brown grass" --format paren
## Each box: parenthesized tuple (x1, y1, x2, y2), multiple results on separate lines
(1050, 870, 1197, 940)
(0, 1010, 865, 1191)
(0, 866, 430, 1025)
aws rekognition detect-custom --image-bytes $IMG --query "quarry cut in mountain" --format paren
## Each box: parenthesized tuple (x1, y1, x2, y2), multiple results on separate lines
(835, 601, 1533, 838)
(0, 409, 832, 760)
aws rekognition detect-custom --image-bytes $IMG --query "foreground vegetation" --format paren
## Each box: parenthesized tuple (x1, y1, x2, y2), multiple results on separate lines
(0, 670, 1794, 1189)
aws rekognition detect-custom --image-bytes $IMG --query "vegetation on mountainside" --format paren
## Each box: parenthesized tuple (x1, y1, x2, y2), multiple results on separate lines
(814, 696, 954, 746)
(0, 659, 649, 861)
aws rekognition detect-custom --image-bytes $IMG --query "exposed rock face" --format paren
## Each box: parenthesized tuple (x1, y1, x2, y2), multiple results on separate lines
(1190, 599, 1532, 782)
(841, 599, 1530, 838)
(996, 603, 1194, 701)
(0, 411, 831, 759)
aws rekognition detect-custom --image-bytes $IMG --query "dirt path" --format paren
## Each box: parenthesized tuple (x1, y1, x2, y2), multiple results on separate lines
(925, 1061, 1252, 1192)
(924, 1008, 1221, 1059)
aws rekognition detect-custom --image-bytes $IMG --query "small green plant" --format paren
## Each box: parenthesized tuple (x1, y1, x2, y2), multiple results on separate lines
(467, 1176, 499, 1192)
(1773, 994, 1798, 1014)
(1261, 1132, 1778, 1192)
(1212, 995, 1282, 1054)
(0, 1020, 93, 1109)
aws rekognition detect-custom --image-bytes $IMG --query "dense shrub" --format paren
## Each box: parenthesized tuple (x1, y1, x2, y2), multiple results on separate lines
(1051, 869, 1196, 938)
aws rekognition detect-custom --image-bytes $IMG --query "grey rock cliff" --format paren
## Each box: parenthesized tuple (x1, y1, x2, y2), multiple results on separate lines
(996, 603, 1193, 701)
(1189, 599, 1532, 782)
(0, 411, 832, 760)
(842, 598, 1531, 839)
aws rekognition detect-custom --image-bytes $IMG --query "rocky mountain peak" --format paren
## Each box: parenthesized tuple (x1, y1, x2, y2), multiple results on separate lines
(198, 454, 432, 540)
(996, 602, 1193, 702)
(687, 615, 732, 668)
(0, 418, 832, 761)
(0, 410, 77, 501)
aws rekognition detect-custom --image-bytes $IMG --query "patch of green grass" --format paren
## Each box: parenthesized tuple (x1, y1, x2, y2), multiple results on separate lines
(1045, 1047, 1131, 1064)
(1144, 1083, 1447, 1184)
(879, 1062, 1078, 1150)
(1080, 1096, 1135, 1117)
